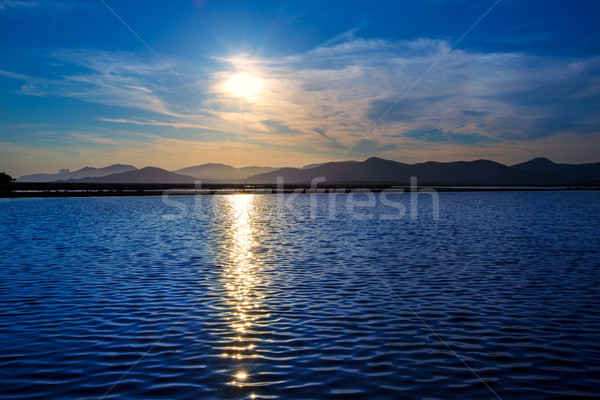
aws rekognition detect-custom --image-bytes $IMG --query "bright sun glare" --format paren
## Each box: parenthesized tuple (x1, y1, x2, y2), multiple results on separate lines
(225, 72, 263, 98)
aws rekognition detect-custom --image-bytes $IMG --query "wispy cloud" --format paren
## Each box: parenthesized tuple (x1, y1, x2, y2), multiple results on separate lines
(0, 69, 37, 80)
(69, 133, 117, 145)
(4, 50, 201, 118)
(210, 39, 600, 154)
(2, 38, 599, 165)
(124, 85, 152, 94)
(99, 117, 218, 131)
(0, 0, 80, 12)
(315, 20, 369, 50)
(0, 0, 39, 11)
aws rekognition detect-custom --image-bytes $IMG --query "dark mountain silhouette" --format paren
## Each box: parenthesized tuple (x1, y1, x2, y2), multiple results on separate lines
(17, 157, 600, 185)
(512, 157, 600, 183)
(246, 157, 599, 185)
(67, 167, 197, 184)
(301, 160, 359, 170)
(173, 163, 277, 182)
(512, 157, 560, 173)
(19, 164, 136, 182)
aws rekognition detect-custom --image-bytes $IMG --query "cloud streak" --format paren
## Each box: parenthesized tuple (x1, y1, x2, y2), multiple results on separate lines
(0, 0, 39, 10)
(0, 0, 80, 12)
(211, 39, 600, 154)
(2, 38, 600, 166)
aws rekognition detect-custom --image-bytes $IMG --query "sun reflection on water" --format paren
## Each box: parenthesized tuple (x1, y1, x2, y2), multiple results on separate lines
(219, 195, 268, 395)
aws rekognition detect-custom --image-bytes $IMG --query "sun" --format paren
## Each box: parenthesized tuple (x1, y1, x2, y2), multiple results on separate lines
(225, 72, 263, 98)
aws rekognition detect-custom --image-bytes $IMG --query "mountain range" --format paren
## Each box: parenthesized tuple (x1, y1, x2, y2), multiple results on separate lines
(65, 167, 197, 184)
(16, 157, 600, 185)
(511, 157, 600, 182)
(18, 164, 136, 182)
(173, 164, 277, 182)
(245, 157, 600, 185)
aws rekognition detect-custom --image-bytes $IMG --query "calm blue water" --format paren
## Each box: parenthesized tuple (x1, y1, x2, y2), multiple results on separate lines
(0, 192, 599, 399)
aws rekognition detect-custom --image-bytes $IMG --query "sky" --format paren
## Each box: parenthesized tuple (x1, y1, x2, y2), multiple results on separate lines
(1, 0, 599, 177)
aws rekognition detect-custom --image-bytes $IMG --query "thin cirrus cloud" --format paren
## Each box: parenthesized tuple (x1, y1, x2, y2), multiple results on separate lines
(0, 0, 39, 10)
(210, 38, 600, 151)
(3, 37, 600, 165)
(6, 49, 189, 119)
(0, 0, 80, 12)
(68, 133, 117, 145)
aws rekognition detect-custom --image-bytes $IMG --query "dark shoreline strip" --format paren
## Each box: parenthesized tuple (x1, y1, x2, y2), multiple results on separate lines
(1, 183, 599, 198)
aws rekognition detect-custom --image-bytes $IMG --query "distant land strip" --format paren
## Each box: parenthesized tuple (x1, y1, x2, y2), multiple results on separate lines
(1, 182, 599, 198)
(5, 156, 599, 199)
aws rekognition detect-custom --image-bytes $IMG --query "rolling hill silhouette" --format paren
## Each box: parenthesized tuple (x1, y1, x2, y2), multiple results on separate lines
(67, 167, 197, 184)
(173, 163, 277, 182)
(16, 157, 600, 185)
(512, 157, 600, 182)
(19, 164, 136, 182)
(245, 157, 599, 185)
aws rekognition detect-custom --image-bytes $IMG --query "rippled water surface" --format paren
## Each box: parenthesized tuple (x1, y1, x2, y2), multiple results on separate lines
(1, 192, 599, 399)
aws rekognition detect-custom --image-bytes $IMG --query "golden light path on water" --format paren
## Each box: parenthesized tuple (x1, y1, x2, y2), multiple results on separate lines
(219, 194, 269, 398)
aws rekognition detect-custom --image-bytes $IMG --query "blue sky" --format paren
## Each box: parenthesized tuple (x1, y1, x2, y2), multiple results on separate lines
(1, 0, 599, 176)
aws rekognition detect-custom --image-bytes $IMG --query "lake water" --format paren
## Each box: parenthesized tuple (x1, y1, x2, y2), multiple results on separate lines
(1, 191, 599, 399)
